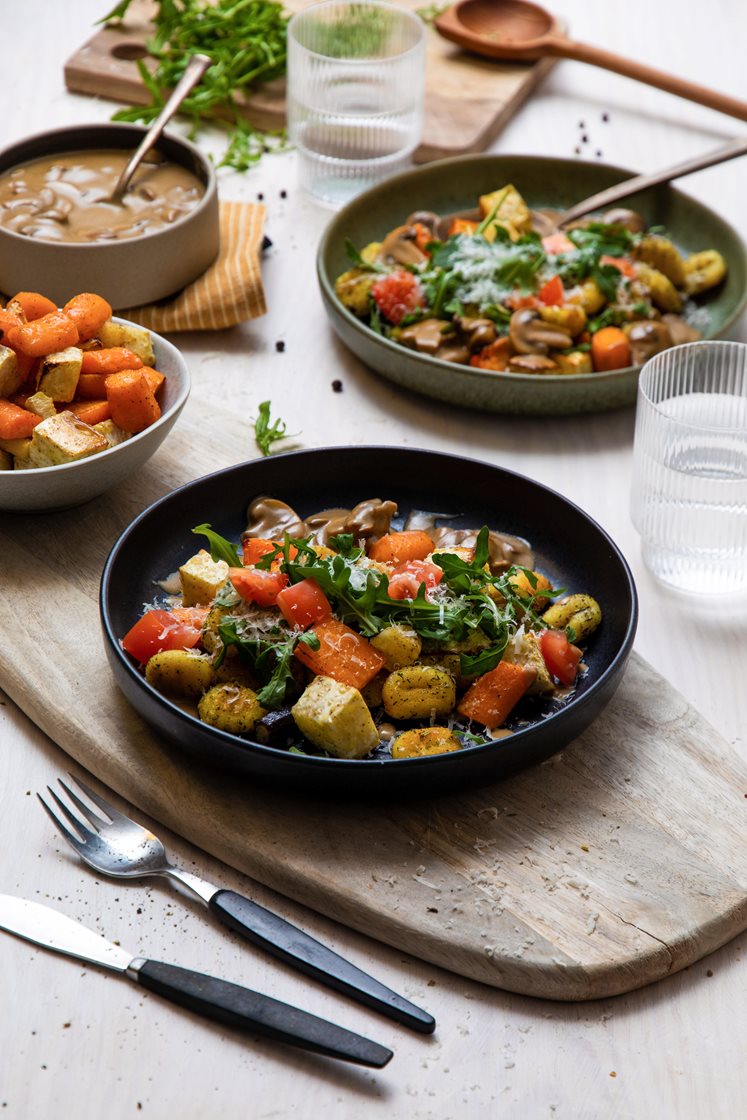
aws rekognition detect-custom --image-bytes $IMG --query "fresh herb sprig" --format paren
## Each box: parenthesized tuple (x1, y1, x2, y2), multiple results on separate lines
(192, 523, 242, 567)
(217, 618, 319, 709)
(254, 401, 296, 457)
(100, 0, 289, 171)
(555, 222, 638, 301)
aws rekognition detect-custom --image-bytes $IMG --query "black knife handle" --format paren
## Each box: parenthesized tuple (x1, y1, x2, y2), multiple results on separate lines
(209, 890, 435, 1035)
(130, 958, 392, 1068)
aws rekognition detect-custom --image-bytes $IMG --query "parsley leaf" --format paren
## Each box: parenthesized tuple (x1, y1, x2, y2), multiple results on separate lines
(192, 523, 242, 567)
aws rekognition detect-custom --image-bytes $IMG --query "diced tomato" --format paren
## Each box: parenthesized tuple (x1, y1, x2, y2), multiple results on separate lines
(371, 270, 425, 325)
(241, 537, 297, 568)
(121, 609, 202, 664)
(600, 254, 636, 279)
(229, 567, 289, 606)
(538, 275, 564, 306)
(387, 559, 443, 601)
(276, 578, 332, 630)
(540, 629, 583, 686)
(542, 232, 575, 255)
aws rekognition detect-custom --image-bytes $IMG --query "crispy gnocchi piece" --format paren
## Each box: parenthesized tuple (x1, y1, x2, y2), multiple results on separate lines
(634, 235, 686, 287)
(684, 250, 727, 295)
(634, 263, 683, 312)
(391, 726, 461, 759)
(370, 625, 422, 670)
(198, 683, 265, 734)
(542, 594, 602, 640)
(145, 650, 215, 698)
(382, 665, 456, 720)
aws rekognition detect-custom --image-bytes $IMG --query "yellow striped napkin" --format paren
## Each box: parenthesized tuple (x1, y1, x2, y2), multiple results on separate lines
(122, 201, 267, 331)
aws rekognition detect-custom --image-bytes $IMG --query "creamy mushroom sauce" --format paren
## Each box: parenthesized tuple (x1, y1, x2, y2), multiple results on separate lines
(0, 150, 204, 243)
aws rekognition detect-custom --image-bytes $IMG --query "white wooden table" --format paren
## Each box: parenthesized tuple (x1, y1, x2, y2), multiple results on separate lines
(2, 1, 746, 1116)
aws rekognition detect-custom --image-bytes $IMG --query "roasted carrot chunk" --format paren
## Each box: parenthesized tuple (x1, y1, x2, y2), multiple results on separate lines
(9, 292, 58, 320)
(6, 312, 79, 357)
(68, 399, 112, 425)
(0, 398, 42, 439)
(456, 661, 535, 727)
(294, 618, 385, 690)
(63, 293, 113, 341)
(76, 373, 109, 399)
(141, 367, 165, 396)
(368, 530, 434, 565)
(105, 370, 161, 434)
(80, 347, 143, 375)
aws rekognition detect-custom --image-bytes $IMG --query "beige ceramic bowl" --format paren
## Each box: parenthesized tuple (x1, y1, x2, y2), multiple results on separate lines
(0, 123, 219, 309)
(0, 318, 190, 512)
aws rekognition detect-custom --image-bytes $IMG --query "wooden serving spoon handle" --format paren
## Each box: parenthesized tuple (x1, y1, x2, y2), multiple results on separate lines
(546, 35, 747, 123)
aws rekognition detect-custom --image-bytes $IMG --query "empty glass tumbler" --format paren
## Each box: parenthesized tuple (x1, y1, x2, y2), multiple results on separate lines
(287, 0, 426, 206)
(631, 341, 747, 594)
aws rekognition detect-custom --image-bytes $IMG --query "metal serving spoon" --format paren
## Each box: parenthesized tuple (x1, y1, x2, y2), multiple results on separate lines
(434, 136, 747, 239)
(435, 0, 747, 123)
(110, 52, 211, 202)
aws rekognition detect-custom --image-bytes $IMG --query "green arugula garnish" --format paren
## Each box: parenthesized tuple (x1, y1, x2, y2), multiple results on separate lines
(217, 618, 320, 709)
(192, 524, 242, 567)
(101, 0, 289, 172)
(344, 239, 385, 273)
(254, 401, 295, 457)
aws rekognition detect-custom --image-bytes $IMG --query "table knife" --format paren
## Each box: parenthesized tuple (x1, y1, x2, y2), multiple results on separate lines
(0, 894, 392, 1069)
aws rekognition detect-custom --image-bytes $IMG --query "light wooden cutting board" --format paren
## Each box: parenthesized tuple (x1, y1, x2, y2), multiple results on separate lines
(1, 398, 746, 1002)
(64, 0, 557, 162)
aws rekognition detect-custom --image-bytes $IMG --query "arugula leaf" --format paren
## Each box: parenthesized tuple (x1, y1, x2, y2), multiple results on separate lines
(327, 533, 364, 559)
(254, 400, 296, 457)
(192, 523, 242, 567)
(460, 640, 508, 677)
(344, 238, 384, 273)
(217, 619, 320, 710)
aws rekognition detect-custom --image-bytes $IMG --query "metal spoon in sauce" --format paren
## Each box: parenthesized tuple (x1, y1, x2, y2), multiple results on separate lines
(435, 0, 747, 123)
(110, 53, 211, 203)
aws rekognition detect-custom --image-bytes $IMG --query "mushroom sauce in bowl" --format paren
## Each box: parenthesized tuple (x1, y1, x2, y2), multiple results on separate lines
(0, 149, 205, 243)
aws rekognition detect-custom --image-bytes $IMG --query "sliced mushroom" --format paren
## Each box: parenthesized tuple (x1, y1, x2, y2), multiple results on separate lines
(399, 318, 454, 355)
(435, 344, 471, 364)
(507, 354, 559, 373)
(622, 320, 673, 365)
(244, 497, 307, 539)
(509, 308, 572, 354)
(601, 207, 646, 233)
(430, 527, 534, 572)
(661, 314, 701, 346)
(454, 315, 498, 351)
(377, 224, 429, 267)
(406, 210, 441, 233)
(306, 499, 398, 545)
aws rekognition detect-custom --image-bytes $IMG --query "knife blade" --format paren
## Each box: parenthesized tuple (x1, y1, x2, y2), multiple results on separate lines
(0, 895, 392, 1069)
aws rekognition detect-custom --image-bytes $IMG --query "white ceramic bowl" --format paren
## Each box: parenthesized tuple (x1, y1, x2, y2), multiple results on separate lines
(0, 318, 190, 512)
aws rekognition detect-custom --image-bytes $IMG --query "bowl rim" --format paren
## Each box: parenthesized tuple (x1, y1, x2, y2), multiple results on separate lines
(317, 152, 747, 387)
(0, 314, 191, 480)
(99, 445, 639, 773)
(0, 121, 217, 253)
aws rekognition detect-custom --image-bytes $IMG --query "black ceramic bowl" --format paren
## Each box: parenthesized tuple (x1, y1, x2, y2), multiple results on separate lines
(100, 447, 638, 796)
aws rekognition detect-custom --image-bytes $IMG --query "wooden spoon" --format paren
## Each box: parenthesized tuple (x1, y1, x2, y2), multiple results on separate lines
(435, 0, 747, 122)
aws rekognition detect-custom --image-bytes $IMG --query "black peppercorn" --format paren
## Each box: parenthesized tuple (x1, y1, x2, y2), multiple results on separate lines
(275, 340, 285, 352)
(332, 379, 343, 392)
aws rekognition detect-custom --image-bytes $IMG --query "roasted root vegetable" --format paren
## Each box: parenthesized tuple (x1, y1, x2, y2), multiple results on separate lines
(291, 676, 379, 759)
(294, 618, 385, 690)
(457, 661, 535, 727)
(0, 291, 164, 471)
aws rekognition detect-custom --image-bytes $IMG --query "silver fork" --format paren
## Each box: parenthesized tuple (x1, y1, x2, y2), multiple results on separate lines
(38, 775, 434, 1035)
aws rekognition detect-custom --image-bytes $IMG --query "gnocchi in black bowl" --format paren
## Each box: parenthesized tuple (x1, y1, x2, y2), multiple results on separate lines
(100, 447, 637, 796)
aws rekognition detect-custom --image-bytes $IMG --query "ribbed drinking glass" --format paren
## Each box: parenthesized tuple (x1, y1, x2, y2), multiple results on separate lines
(287, 0, 426, 207)
(631, 340, 747, 593)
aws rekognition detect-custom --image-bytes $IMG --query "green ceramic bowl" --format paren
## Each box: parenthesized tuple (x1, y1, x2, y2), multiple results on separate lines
(317, 155, 747, 415)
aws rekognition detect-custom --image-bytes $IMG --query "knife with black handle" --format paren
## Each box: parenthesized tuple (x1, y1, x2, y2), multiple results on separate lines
(0, 894, 392, 1069)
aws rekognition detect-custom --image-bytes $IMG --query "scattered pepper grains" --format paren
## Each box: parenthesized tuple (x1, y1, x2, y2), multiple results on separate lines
(581, 134, 588, 144)
(275, 340, 285, 353)
(331, 379, 343, 392)
(602, 111, 610, 122)
(257, 192, 264, 200)
(595, 150, 603, 158)
(610, 1071, 617, 1078)
(280, 189, 287, 199)
(707, 968, 714, 977)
